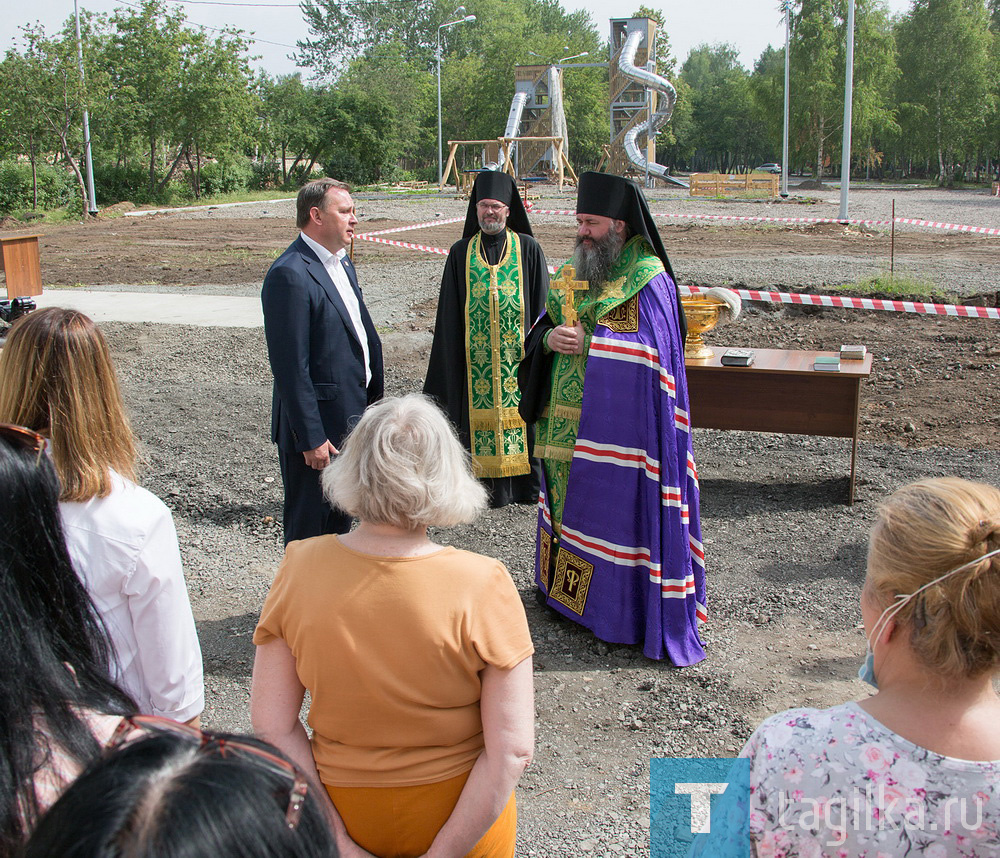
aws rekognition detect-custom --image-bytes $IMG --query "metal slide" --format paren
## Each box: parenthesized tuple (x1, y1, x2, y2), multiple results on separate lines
(617, 29, 688, 188)
(493, 91, 527, 170)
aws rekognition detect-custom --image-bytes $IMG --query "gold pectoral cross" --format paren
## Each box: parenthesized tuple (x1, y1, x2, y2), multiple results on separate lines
(550, 265, 588, 326)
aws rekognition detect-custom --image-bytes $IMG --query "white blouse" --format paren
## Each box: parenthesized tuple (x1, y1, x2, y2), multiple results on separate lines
(61, 472, 204, 722)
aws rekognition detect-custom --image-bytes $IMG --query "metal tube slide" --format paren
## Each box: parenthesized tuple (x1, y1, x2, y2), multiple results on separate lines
(618, 29, 687, 188)
(492, 91, 528, 170)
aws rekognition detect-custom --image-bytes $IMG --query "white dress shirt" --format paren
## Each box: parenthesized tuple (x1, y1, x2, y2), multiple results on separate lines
(61, 471, 205, 722)
(299, 232, 372, 385)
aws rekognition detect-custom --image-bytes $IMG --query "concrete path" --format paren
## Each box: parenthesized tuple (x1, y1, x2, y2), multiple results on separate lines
(33, 290, 263, 327)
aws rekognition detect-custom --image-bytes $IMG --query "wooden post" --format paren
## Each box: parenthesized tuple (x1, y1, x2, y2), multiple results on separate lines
(500, 139, 516, 179)
(441, 142, 459, 191)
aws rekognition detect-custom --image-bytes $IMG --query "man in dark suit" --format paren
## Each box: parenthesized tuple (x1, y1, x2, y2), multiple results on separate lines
(262, 178, 384, 544)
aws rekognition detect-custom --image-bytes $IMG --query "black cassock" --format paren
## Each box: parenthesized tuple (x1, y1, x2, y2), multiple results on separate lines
(423, 228, 549, 508)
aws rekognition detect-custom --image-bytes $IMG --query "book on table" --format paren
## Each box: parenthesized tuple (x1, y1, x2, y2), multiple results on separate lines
(814, 355, 841, 372)
(840, 344, 867, 360)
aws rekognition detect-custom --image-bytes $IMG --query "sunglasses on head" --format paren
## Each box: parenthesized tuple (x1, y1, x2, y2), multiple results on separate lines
(0, 423, 46, 465)
(108, 715, 309, 830)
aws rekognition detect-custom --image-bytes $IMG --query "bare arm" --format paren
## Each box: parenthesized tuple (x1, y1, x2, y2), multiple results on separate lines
(250, 639, 374, 858)
(421, 657, 535, 858)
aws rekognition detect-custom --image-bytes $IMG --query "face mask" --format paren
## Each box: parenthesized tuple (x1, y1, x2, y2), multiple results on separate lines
(857, 648, 878, 688)
(858, 546, 1000, 690)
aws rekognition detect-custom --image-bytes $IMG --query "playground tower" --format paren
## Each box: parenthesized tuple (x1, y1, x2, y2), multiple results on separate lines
(507, 64, 570, 177)
(609, 18, 658, 178)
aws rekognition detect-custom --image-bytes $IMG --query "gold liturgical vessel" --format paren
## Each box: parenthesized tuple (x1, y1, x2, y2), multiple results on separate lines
(679, 297, 725, 360)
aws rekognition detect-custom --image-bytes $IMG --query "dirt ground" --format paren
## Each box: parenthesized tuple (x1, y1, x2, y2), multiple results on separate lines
(5, 193, 1000, 856)
(27, 212, 1000, 298)
(21, 205, 1000, 452)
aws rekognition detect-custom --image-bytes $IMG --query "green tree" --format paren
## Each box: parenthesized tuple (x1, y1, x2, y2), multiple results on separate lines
(679, 44, 770, 172)
(0, 49, 52, 208)
(341, 43, 436, 169)
(896, 0, 993, 185)
(104, 0, 189, 193)
(174, 28, 258, 197)
(850, 0, 899, 178)
(750, 46, 786, 165)
(791, 0, 842, 179)
(258, 74, 327, 184)
(297, 0, 440, 76)
(321, 89, 398, 183)
(12, 25, 101, 213)
(295, 0, 606, 173)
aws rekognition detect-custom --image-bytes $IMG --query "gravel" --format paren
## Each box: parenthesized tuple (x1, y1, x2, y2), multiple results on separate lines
(87, 187, 1000, 857)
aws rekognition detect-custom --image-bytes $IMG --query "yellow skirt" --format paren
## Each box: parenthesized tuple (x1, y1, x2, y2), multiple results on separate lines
(326, 769, 516, 858)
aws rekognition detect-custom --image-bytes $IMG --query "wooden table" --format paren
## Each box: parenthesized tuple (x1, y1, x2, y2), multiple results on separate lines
(685, 347, 873, 503)
(0, 234, 44, 298)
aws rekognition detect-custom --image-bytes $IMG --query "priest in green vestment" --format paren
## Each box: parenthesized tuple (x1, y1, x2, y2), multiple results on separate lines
(424, 171, 549, 508)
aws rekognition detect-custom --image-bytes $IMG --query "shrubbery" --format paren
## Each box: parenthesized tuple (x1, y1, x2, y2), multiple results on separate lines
(0, 161, 76, 215)
(249, 160, 282, 190)
(93, 163, 155, 206)
(199, 156, 253, 195)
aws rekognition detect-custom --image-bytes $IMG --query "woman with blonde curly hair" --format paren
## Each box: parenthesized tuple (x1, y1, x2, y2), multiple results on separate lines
(251, 394, 534, 858)
(0, 307, 203, 726)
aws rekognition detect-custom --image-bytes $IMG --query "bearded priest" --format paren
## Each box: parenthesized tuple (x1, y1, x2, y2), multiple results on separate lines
(518, 171, 706, 664)
(424, 171, 549, 508)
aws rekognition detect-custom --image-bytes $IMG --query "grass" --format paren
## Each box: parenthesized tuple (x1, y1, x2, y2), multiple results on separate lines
(835, 273, 957, 302)
(184, 190, 296, 207)
(5, 208, 84, 224)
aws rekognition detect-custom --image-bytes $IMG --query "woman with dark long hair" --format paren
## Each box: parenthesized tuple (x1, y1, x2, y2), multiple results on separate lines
(0, 424, 135, 854)
(0, 307, 203, 725)
(25, 722, 339, 858)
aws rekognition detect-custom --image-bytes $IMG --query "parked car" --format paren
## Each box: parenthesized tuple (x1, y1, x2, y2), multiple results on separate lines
(755, 163, 782, 174)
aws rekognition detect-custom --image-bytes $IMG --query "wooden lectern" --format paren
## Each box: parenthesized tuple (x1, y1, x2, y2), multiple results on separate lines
(0, 234, 44, 298)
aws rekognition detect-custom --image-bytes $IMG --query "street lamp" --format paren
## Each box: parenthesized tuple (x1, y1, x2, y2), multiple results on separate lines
(839, 0, 856, 221)
(437, 8, 476, 188)
(781, 0, 791, 198)
(558, 52, 588, 64)
(74, 0, 98, 215)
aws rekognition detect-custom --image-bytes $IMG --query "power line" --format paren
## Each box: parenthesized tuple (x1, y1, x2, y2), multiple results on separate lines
(171, 0, 302, 7)
(114, 0, 301, 49)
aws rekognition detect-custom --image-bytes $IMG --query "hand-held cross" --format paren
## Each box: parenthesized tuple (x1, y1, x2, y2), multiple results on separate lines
(550, 265, 588, 326)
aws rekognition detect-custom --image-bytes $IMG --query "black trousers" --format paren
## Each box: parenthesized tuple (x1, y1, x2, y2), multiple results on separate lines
(277, 446, 351, 544)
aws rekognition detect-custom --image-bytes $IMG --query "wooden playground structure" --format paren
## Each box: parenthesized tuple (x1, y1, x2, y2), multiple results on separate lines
(440, 136, 578, 194)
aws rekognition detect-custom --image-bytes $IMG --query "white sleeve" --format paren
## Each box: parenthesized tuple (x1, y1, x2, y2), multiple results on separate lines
(122, 503, 205, 721)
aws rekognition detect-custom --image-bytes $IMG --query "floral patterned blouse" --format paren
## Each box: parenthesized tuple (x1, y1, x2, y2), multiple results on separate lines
(739, 702, 1000, 857)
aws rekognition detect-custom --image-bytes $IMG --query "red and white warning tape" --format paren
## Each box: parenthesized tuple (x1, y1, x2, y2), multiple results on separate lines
(680, 285, 999, 320)
(532, 208, 1000, 234)
(357, 208, 1000, 236)
(356, 215, 464, 237)
(354, 217, 998, 319)
(354, 234, 451, 256)
(891, 217, 1000, 235)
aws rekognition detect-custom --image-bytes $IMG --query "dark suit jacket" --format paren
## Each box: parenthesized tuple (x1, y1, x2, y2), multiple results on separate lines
(261, 236, 384, 454)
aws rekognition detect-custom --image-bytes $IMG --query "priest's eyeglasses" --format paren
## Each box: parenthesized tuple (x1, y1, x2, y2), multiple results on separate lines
(108, 715, 310, 829)
(476, 201, 508, 213)
(0, 423, 46, 465)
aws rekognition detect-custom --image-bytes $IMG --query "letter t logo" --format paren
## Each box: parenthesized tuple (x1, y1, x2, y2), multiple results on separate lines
(674, 782, 729, 833)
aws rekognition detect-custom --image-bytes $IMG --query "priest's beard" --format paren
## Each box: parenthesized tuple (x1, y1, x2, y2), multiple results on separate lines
(574, 229, 624, 296)
(478, 214, 507, 235)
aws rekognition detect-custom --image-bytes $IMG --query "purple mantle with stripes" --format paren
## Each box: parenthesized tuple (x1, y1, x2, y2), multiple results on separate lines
(535, 272, 707, 664)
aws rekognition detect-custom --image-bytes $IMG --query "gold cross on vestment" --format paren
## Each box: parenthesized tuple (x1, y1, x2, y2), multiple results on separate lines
(550, 265, 588, 326)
